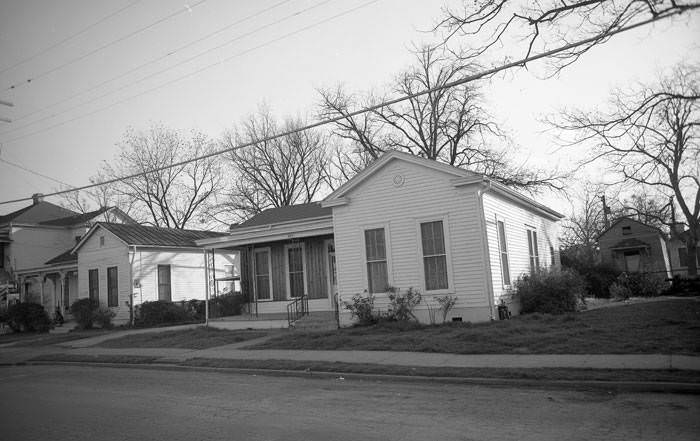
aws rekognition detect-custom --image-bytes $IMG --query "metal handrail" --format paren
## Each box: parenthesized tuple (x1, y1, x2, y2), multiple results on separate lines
(286, 294, 309, 327)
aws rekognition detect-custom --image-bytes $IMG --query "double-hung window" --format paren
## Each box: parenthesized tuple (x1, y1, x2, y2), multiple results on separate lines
(420, 220, 448, 291)
(107, 266, 118, 307)
(496, 220, 510, 285)
(527, 229, 540, 273)
(157, 265, 171, 302)
(365, 228, 388, 293)
(88, 269, 99, 302)
(253, 249, 272, 301)
(286, 244, 305, 298)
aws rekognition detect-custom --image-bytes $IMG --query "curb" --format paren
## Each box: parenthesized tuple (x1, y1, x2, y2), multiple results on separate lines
(21, 360, 700, 394)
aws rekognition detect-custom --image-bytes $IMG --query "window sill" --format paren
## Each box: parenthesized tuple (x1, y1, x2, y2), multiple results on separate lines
(424, 288, 454, 295)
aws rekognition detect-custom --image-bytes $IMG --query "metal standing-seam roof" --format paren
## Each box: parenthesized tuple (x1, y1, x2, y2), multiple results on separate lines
(95, 222, 228, 247)
(45, 248, 78, 266)
(39, 207, 112, 226)
(0, 201, 76, 225)
(236, 203, 331, 229)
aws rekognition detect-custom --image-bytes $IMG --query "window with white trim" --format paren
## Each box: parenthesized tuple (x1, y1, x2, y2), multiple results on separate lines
(286, 244, 305, 298)
(497, 220, 510, 285)
(365, 228, 388, 293)
(527, 229, 540, 273)
(253, 249, 272, 301)
(420, 220, 448, 291)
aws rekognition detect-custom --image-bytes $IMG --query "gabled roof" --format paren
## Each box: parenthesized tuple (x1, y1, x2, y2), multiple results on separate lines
(0, 201, 77, 225)
(321, 150, 564, 220)
(74, 222, 228, 252)
(236, 203, 331, 229)
(597, 217, 666, 241)
(45, 248, 78, 266)
(39, 207, 112, 226)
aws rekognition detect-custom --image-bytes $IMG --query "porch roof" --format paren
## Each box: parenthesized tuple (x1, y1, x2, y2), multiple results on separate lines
(45, 248, 77, 266)
(197, 217, 333, 248)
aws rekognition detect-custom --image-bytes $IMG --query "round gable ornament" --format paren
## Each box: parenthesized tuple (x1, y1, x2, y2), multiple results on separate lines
(392, 174, 405, 187)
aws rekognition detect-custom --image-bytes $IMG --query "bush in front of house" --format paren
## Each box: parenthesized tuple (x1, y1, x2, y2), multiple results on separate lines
(94, 307, 116, 329)
(6, 302, 51, 333)
(609, 272, 668, 300)
(560, 247, 621, 298)
(386, 287, 422, 321)
(135, 300, 196, 327)
(344, 288, 423, 325)
(70, 298, 101, 329)
(209, 293, 247, 318)
(516, 268, 586, 315)
(344, 291, 380, 325)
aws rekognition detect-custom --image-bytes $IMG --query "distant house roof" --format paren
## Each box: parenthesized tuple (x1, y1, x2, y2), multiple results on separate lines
(39, 207, 113, 226)
(45, 248, 78, 266)
(597, 217, 666, 241)
(0, 201, 77, 225)
(236, 203, 331, 229)
(75, 222, 228, 250)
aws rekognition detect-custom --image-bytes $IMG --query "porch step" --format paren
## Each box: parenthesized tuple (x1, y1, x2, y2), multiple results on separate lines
(291, 311, 337, 331)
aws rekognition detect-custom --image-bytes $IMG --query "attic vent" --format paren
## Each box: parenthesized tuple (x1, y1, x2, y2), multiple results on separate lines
(99, 236, 105, 247)
(622, 226, 632, 235)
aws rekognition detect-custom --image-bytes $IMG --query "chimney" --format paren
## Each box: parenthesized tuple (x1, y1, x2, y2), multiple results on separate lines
(31, 193, 44, 205)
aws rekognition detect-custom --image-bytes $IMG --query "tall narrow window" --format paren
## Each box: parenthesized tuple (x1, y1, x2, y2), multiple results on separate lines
(157, 265, 171, 301)
(88, 269, 99, 303)
(420, 221, 448, 291)
(0, 244, 4, 268)
(286, 244, 305, 298)
(107, 266, 118, 307)
(254, 249, 271, 300)
(365, 228, 388, 293)
(497, 221, 510, 285)
(527, 229, 540, 273)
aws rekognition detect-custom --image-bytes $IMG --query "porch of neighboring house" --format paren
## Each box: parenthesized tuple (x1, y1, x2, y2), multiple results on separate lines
(16, 266, 79, 321)
(609, 237, 670, 277)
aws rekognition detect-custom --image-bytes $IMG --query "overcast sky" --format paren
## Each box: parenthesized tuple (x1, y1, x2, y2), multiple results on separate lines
(0, 0, 698, 216)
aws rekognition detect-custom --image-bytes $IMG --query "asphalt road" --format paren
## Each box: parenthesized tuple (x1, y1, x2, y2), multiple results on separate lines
(1, 365, 698, 441)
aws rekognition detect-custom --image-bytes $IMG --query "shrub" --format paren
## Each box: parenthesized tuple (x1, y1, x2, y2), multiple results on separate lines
(386, 287, 422, 321)
(70, 298, 100, 329)
(610, 272, 668, 299)
(516, 268, 586, 315)
(210, 293, 246, 317)
(135, 300, 195, 327)
(6, 302, 51, 333)
(94, 307, 116, 329)
(435, 294, 457, 323)
(560, 247, 620, 298)
(343, 292, 379, 326)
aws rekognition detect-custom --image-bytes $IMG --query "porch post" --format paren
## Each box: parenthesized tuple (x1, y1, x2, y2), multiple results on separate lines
(40, 275, 45, 308)
(203, 249, 209, 327)
(58, 271, 65, 312)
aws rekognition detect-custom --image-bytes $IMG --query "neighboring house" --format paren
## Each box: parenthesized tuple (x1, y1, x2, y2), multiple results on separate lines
(0, 193, 133, 313)
(71, 223, 238, 324)
(197, 151, 564, 325)
(667, 227, 700, 277)
(598, 217, 671, 277)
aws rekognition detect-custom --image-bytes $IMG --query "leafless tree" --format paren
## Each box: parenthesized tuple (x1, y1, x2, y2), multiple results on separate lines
(319, 45, 565, 192)
(60, 170, 136, 222)
(436, 0, 699, 75)
(554, 64, 699, 275)
(217, 109, 329, 223)
(105, 124, 221, 229)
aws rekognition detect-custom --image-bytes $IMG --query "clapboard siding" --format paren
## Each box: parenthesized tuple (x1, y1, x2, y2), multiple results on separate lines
(482, 191, 560, 308)
(332, 159, 491, 322)
(598, 218, 670, 275)
(78, 225, 237, 325)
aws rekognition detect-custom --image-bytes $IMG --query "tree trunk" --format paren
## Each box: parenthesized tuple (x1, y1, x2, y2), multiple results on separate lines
(687, 241, 698, 278)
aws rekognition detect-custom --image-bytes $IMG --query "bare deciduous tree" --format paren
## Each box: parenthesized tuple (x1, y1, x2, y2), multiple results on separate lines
(554, 65, 699, 275)
(218, 109, 329, 222)
(60, 170, 136, 222)
(106, 124, 221, 229)
(320, 46, 565, 192)
(436, 0, 699, 74)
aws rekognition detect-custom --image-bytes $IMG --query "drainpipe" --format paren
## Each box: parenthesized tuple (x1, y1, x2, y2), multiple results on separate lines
(477, 179, 496, 321)
(129, 246, 136, 327)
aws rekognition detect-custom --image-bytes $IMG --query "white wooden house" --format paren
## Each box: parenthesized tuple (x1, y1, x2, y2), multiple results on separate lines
(72, 223, 238, 325)
(199, 151, 563, 326)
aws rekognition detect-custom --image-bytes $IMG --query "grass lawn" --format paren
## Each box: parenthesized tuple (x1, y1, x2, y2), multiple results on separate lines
(98, 327, 270, 349)
(0, 328, 114, 347)
(252, 298, 700, 354)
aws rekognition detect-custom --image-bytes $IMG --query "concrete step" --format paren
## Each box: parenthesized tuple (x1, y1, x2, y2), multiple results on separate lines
(291, 312, 337, 331)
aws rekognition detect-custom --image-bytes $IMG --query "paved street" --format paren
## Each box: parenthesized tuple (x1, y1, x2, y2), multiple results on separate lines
(1, 365, 698, 441)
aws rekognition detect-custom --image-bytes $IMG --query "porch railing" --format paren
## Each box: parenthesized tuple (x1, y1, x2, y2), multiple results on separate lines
(286, 294, 309, 327)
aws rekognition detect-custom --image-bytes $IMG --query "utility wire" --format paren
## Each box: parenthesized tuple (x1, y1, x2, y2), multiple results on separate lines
(4, 0, 208, 91)
(0, 157, 72, 187)
(0, 0, 328, 137)
(0, 0, 142, 76)
(0, 7, 690, 206)
(3, 0, 293, 128)
(0, 0, 368, 144)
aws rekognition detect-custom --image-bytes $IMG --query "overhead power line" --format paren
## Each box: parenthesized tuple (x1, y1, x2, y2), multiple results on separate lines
(3, 0, 293, 128)
(0, 157, 72, 187)
(4, 0, 208, 92)
(0, 0, 142, 76)
(0, 0, 371, 144)
(0, 7, 690, 207)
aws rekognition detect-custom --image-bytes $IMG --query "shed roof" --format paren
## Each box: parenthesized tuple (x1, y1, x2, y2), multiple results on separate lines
(88, 222, 227, 248)
(45, 248, 78, 266)
(236, 203, 331, 229)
